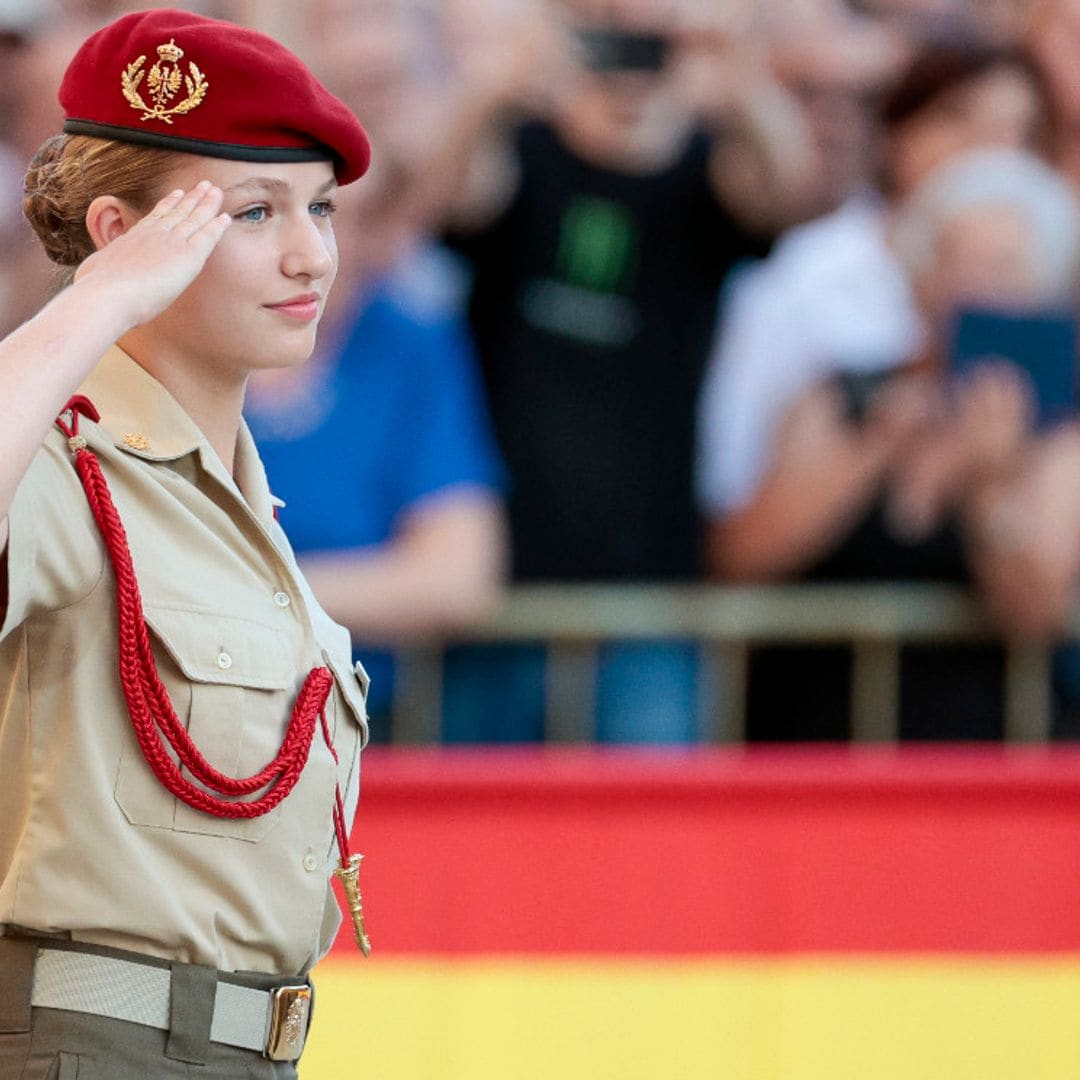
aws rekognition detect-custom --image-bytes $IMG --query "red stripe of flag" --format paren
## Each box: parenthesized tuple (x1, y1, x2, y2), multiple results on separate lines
(339, 746, 1080, 957)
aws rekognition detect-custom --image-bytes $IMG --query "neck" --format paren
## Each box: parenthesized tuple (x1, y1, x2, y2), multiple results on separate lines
(118, 328, 245, 476)
(553, 103, 692, 175)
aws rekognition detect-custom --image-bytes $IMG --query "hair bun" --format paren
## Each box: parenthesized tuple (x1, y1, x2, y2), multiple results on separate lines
(23, 135, 94, 266)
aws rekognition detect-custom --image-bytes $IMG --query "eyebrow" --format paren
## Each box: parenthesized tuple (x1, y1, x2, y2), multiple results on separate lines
(223, 176, 339, 197)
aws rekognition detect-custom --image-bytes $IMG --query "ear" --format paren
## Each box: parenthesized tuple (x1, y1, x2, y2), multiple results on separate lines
(85, 195, 141, 252)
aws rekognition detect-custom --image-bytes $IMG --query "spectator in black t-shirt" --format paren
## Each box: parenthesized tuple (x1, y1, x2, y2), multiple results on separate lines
(407, 0, 821, 741)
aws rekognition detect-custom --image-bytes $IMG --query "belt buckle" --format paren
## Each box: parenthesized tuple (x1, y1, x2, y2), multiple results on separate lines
(265, 985, 312, 1061)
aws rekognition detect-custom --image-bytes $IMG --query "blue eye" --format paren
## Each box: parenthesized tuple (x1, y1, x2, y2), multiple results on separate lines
(236, 205, 268, 223)
(310, 200, 337, 219)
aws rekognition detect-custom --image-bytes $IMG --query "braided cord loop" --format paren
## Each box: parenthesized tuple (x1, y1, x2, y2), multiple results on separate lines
(56, 403, 334, 819)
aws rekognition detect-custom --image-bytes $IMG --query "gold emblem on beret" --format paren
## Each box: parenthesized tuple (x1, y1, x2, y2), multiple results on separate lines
(121, 38, 208, 124)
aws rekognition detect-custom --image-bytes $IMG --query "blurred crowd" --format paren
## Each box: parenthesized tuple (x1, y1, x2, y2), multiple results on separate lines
(7, 0, 1080, 742)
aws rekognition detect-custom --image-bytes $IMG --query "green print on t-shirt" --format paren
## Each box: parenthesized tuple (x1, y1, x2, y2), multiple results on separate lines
(555, 196, 640, 294)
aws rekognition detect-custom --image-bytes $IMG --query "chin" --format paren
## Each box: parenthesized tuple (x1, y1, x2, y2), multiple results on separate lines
(268, 331, 320, 369)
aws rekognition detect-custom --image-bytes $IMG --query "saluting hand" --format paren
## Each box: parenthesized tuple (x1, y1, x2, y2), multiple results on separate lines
(73, 180, 231, 330)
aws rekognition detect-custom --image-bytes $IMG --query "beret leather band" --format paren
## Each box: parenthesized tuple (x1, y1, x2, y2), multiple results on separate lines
(62, 118, 336, 166)
(58, 8, 371, 184)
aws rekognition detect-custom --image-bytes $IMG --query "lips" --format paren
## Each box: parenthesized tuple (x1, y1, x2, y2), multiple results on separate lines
(265, 293, 321, 321)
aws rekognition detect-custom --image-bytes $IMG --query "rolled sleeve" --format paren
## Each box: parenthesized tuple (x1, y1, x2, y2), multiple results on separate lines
(0, 438, 104, 643)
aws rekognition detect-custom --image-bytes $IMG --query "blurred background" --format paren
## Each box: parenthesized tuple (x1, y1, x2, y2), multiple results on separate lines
(9, 0, 1080, 1076)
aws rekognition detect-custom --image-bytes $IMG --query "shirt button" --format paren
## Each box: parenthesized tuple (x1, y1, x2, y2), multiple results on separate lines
(303, 851, 320, 873)
(216, 651, 233, 671)
(273, 592, 291, 608)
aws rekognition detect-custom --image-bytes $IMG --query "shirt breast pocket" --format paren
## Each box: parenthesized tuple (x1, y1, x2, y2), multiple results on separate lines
(113, 606, 297, 841)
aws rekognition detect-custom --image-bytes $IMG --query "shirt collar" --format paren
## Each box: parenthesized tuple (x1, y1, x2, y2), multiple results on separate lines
(78, 344, 276, 527)
(233, 419, 276, 525)
(79, 344, 204, 461)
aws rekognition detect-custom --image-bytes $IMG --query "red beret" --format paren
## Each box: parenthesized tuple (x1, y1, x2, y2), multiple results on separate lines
(59, 8, 370, 184)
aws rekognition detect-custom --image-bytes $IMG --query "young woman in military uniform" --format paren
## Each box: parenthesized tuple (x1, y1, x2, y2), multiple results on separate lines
(0, 9, 373, 1077)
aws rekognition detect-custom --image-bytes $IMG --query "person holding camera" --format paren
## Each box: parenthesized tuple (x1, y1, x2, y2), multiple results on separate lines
(411, 0, 817, 742)
(695, 35, 1062, 740)
(700, 141, 1080, 739)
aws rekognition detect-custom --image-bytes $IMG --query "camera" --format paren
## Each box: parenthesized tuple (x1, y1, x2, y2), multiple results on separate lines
(835, 368, 900, 425)
(576, 28, 669, 73)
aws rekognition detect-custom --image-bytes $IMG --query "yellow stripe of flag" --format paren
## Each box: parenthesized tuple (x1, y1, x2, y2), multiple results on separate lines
(303, 955, 1080, 1080)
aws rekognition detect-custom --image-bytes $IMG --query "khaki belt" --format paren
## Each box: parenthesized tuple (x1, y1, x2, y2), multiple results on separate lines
(29, 947, 311, 1062)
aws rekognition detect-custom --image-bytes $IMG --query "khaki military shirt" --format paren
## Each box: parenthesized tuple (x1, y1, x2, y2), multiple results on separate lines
(0, 345, 369, 976)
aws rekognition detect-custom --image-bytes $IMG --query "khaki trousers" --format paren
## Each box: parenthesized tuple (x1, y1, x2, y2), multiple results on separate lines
(0, 937, 307, 1080)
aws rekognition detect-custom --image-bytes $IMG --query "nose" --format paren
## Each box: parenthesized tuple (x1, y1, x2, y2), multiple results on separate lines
(280, 212, 336, 282)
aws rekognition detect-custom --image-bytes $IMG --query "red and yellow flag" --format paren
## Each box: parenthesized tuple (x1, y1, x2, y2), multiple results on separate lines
(304, 747, 1080, 1080)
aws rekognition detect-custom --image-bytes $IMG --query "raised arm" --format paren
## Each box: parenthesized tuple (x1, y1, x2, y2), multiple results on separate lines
(963, 427, 1080, 637)
(955, 371, 1080, 638)
(708, 382, 902, 581)
(393, 2, 576, 236)
(674, 14, 819, 233)
(0, 182, 230, 556)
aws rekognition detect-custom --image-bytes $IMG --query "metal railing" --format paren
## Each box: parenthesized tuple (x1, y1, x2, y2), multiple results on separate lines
(390, 582, 1072, 744)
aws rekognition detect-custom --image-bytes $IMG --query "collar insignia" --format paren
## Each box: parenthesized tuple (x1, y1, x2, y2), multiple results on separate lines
(121, 38, 208, 124)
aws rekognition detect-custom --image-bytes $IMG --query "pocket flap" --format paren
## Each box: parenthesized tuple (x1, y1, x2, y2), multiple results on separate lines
(326, 656, 370, 748)
(144, 606, 293, 690)
(353, 659, 371, 699)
